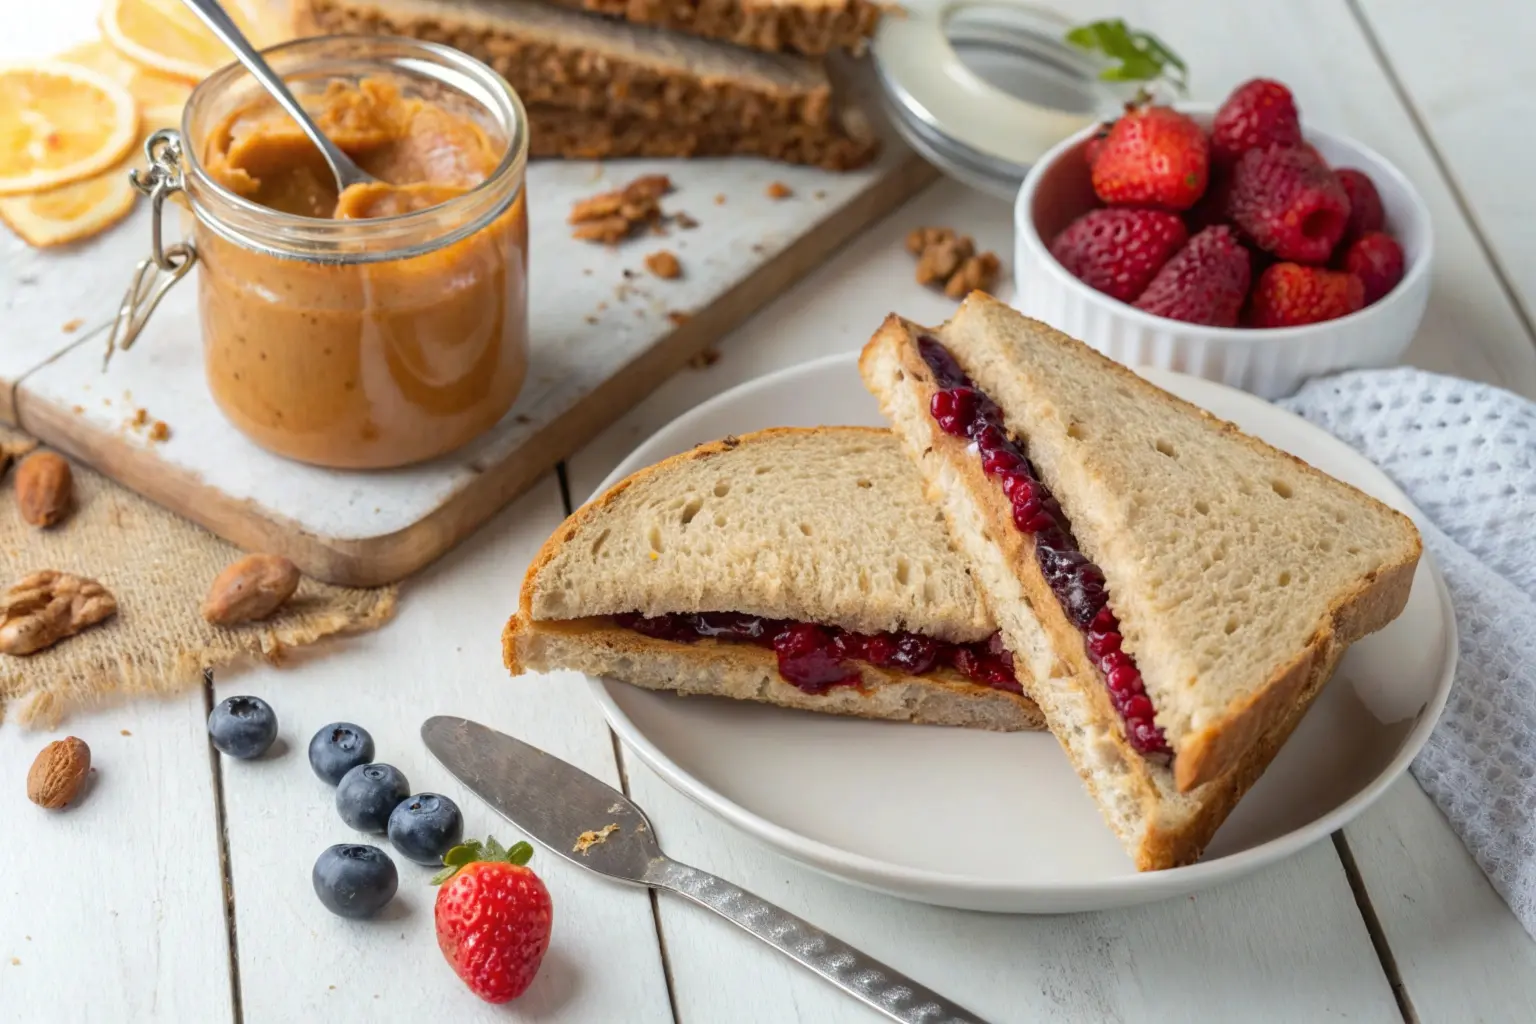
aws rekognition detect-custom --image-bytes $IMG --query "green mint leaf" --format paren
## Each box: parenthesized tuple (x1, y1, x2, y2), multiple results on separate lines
(1066, 19, 1189, 94)
(507, 841, 534, 867)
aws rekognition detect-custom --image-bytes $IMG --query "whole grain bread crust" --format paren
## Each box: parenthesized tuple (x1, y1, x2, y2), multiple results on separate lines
(860, 308, 1420, 867)
(504, 616, 1045, 731)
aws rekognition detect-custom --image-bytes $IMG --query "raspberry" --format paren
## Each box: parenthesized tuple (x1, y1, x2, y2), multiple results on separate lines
(1210, 79, 1303, 164)
(1336, 168, 1385, 242)
(1227, 145, 1350, 262)
(1183, 160, 1233, 235)
(1132, 226, 1252, 327)
(1248, 262, 1365, 327)
(1339, 231, 1405, 305)
(1091, 105, 1210, 211)
(1049, 208, 1188, 303)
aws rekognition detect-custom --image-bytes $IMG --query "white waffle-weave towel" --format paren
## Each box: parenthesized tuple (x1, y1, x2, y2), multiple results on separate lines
(1281, 368, 1536, 937)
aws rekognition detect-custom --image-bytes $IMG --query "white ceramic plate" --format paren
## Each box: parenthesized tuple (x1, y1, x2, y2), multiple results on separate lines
(586, 353, 1456, 912)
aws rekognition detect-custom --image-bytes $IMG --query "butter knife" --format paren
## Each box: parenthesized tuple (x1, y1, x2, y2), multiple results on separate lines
(422, 716, 989, 1024)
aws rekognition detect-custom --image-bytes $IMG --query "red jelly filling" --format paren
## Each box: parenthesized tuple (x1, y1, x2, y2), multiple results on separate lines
(917, 336, 1172, 758)
(612, 611, 1022, 697)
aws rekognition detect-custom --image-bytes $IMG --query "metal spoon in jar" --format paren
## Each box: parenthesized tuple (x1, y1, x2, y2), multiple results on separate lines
(178, 0, 379, 192)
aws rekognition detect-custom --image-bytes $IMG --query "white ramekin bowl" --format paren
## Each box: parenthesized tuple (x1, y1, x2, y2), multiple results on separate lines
(1012, 104, 1433, 399)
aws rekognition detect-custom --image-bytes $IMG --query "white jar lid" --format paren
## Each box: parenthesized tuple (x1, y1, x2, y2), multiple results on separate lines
(871, 2, 1127, 198)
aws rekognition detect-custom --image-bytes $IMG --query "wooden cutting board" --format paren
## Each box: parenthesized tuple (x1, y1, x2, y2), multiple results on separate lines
(4, 148, 937, 586)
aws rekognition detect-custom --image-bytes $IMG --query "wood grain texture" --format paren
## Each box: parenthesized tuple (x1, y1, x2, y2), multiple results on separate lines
(211, 478, 675, 1022)
(1354, 0, 1536, 339)
(1345, 781, 1536, 1021)
(14, 152, 937, 588)
(0, 690, 234, 1023)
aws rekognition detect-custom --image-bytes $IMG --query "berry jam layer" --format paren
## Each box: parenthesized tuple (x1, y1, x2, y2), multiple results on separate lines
(611, 611, 1022, 697)
(917, 336, 1172, 758)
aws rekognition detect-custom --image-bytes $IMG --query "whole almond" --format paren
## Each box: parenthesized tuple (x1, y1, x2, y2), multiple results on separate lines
(27, 736, 91, 809)
(201, 554, 301, 625)
(16, 452, 73, 527)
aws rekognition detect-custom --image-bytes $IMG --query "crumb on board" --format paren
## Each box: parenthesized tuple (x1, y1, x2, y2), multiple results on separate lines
(765, 181, 793, 200)
(148, 421, 170, 442)
(645, 250, 682, 279)
(62, 318, 84, 333)
(130, 408, 148, 429)
(688, 347, 721, 370)
(120, 729, 131, 736)
(713, 193, 726, 205)
(585, 314, 599, 324)
(667, 310, 691, 326)
(514, 414, 532, 425)
(813, 190, 827, 200)
(570, 175, 673, 244)
(673, 211, 699, 229)
(906, 226, 1002, 299)
(71, 405, 84, 414)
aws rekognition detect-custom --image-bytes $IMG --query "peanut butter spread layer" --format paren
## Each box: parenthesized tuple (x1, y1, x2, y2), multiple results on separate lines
(205, 78, 501, 219)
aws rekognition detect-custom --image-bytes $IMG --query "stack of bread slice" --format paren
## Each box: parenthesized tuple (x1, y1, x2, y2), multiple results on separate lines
(296, 0, 882, 168)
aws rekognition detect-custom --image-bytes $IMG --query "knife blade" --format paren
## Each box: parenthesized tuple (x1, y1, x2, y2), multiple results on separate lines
(422, 715, 992, 1024)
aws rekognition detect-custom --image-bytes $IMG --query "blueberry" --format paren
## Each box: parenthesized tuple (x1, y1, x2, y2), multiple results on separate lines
(308, 722, 375, 785)
(387, 793, 464, 866)
(207, 695, 278, 759)
(312, 844, 397, 919)
(336, 763, 410, 833)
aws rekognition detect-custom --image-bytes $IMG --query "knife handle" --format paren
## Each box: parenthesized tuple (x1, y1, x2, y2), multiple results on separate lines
(646, 858, 990, 1024)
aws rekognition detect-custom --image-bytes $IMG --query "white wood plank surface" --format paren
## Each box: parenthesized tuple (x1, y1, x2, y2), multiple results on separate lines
(1344, 781, 1536, 1023)
(211, 477, 674, 1022)
(0, 689, 234, 1024)
(1354, 0, 1536, 336)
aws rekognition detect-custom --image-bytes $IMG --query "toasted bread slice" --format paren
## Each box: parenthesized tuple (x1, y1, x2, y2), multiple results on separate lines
(505, 427, 1043, 730)
(860, 295, 1421, 867)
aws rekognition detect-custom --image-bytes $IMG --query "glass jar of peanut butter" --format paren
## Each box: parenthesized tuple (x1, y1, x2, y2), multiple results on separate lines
(118, 36, 529, 469)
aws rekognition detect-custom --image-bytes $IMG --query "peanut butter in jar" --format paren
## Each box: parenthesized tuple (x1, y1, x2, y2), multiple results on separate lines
(179, 39, 530, 469)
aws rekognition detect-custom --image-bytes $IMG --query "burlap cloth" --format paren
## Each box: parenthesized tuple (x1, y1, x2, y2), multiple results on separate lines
(0, 425, 396, 727)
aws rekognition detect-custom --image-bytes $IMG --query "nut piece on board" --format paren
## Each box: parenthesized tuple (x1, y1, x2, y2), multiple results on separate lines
(15, 451, 73, 527)
(27, 737, 91, 809)
(0, 571, 118, 656)
(201, 554, 301, 625)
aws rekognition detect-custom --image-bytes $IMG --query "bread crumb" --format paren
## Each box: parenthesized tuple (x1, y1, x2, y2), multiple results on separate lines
(130, 408, 148, 429)
(766, 181, 793, 200)
(148, 421, 170, 442)
(574, 823, 621, 854)
(645, 250, 681, 279)
(714, 193, 726, 205)
(514, 414, 532, 425)
(813, 190, 827, 200)
(673, 211, 698, 229)
(570, 174, 673, 243)
(667, 310, 691, 326)
(688, 347, 721, 369)
(120, 729, 131, 736)
(61, 318, 84, 333)
(585, 314, 599, 324)
(906, 226, 1002, 299)
(71, 405, 84, 414)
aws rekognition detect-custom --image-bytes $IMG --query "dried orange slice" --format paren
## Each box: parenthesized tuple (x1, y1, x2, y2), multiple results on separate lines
(101, 0, 271, 83)
(57, 40, 191, 131)
(0, 151, 138, 247)
(0, 60, 138, 196)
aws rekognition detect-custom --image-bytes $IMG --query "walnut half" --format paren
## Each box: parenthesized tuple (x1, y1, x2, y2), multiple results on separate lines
(0, 571, 118, 656)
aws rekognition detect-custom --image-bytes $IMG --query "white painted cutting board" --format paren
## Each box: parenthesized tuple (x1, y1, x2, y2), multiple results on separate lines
(5, 148, 936, 584)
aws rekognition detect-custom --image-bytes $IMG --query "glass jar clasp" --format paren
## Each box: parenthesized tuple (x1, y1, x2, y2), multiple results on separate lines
(103, 129, 199, 370)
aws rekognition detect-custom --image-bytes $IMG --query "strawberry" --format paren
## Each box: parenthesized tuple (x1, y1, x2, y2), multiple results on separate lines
(1227, 145, 1350, 263)
(1339, 231, 1405, 304)
(1210, 79, 1303, 164)
(434, 837, 553, 1004)
(1091, 104, 1209, 211)
(1050, 208, 1188, 303)
(1083, 124, 1111, 169)
(1133, 225, 1252, 327)
(1248, 263, 1365, 327)
(1335, 168, 1385, 243)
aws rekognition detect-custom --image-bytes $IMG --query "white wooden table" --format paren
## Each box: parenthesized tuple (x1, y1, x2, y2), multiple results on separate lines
(6, 1, 1536, 1021)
